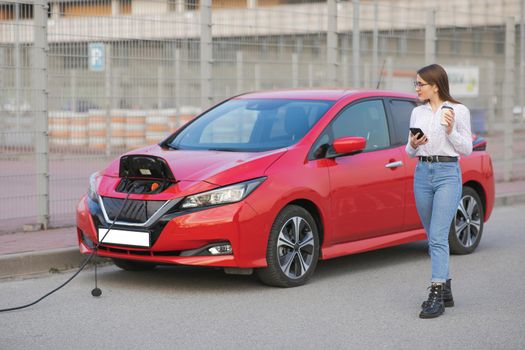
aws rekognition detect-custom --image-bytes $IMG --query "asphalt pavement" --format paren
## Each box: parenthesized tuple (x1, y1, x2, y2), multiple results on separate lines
(0, 203, 524, 349)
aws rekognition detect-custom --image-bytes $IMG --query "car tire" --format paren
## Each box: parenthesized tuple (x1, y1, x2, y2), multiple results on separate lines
(449, 186, 484, 255)
(256, 205, 320, 287)
(112, 258, 157, 271)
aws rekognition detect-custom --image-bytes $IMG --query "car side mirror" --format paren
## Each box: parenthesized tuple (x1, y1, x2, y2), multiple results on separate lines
(329, 136, 366, 158)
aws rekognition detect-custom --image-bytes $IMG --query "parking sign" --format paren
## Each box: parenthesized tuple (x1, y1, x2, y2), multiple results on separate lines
(89, 43, 105, 71)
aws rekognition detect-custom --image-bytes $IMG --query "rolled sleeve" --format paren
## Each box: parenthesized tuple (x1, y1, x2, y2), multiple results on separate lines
(405, 133, 418, 157)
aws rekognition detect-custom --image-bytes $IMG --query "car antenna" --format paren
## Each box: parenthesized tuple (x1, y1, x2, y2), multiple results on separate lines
(376, 58, 387, 89)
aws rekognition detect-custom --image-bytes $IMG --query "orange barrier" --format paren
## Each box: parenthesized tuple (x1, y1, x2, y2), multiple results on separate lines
(49, 114, 70, 147)
(146, 113, 170, 144)
(70, 113, 88, 146)
(110, 114, 126, 148)
(125, 112, 146, 149)
(170, 114, 195, 130)
(46, 109, 200, 151)
(88, 112, 107, 150)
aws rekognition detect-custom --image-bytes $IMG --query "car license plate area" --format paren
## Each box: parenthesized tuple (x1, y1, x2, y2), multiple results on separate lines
(97, 228, 150, 248)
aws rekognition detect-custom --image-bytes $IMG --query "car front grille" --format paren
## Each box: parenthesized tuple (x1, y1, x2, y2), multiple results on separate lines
(101, 197, 167, 224)
(97, 245, 181, 257)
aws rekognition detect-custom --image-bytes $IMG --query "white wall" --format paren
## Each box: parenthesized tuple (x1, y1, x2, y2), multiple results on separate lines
(131, 0, 169, 15)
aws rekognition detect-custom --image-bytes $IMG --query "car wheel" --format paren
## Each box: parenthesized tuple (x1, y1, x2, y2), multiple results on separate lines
(449, 187, 484, 255)
(256, 205, 319, 287)
(112, 258, 157, 271)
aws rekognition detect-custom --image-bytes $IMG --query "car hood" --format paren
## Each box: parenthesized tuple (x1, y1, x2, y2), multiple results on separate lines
(103, 144, 287, 185)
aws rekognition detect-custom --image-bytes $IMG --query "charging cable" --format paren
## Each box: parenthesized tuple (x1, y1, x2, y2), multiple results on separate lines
(0, 182, 136, 313)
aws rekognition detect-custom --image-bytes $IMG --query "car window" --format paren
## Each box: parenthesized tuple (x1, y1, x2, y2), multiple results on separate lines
(309, 99, 390, 159)
(331, 99, 390, 151)
(170, 99, 334, 151)
(200, 108, 257, 143)
(389, 99, 417, 145)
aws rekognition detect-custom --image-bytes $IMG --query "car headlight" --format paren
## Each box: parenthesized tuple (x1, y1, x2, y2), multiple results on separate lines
(180, 177, 266, 209)
(88, 172, 100, 202)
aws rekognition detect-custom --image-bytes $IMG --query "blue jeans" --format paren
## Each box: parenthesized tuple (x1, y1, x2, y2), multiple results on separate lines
(414, 161, 462, 283)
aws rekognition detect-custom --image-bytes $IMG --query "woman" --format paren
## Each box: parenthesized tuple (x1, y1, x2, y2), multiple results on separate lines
(406, 64, 472, 319)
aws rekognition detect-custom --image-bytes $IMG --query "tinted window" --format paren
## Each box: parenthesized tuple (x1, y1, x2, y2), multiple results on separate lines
(389, 99, 417, 145)
(200, 108, 257, 143)
(310, 99, 390, 159)
(169, 99, 334, 152)
(332, 99, 390, 151)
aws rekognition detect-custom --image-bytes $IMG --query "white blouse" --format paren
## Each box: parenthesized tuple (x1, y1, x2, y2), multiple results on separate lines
(405, 102, 473, 158)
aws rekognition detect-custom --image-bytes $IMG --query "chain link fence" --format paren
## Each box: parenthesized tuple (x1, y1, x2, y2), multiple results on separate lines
(1, 0, 524, 232)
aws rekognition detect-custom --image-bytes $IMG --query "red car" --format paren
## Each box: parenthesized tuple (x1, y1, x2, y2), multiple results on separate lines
(76, 89, 494, 287)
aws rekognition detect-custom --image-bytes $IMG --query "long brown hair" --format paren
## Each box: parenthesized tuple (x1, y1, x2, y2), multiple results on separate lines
(417, 64, 460, 104)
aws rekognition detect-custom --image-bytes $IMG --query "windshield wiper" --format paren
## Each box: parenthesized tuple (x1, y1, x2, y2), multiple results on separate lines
(207, 148, 239, 152)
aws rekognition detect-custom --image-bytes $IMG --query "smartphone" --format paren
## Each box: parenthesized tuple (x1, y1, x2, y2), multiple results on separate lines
(410, 127, 425, 139)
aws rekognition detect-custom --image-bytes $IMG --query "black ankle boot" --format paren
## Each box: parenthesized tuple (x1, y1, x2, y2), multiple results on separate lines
(419, 283, 445, 319)
(443, 279, 454, 307)
(422, 279, 454, 308)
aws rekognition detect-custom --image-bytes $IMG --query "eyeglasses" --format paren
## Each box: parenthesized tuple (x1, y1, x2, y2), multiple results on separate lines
(413, 81, 430, 89)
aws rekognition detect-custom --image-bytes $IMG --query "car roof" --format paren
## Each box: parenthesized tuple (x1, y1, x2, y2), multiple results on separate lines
(234, 89, 416, 101)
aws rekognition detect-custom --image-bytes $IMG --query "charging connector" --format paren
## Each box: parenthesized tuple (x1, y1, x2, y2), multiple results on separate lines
(0, 155, 174, 312)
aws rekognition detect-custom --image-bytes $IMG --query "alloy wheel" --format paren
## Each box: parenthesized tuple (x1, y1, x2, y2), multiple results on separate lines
(454, 194, 482, 249)
(277, 216, 315, 279)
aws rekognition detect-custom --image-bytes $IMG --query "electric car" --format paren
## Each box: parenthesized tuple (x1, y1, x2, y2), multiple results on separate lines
(76, 89, 495, 287)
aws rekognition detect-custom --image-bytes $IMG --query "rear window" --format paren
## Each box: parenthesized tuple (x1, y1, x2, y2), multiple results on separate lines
(389, 99, 417, 145)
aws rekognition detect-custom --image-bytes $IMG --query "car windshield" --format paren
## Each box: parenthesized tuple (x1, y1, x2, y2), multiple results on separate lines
(168, 99, 334, 152)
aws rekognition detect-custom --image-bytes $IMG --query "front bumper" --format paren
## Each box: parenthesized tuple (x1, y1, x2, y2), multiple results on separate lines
(76, 195, 269, 268)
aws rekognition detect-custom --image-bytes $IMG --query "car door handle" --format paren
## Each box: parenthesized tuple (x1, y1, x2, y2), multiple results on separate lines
(385, 160, 404, 168)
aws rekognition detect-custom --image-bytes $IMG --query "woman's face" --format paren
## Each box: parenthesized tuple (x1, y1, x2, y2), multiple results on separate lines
(414, 74, 438, 102)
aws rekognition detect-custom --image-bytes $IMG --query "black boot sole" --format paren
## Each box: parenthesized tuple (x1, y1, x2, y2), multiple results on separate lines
(419, 309, 445, 319)
(422, 299, 454, 308)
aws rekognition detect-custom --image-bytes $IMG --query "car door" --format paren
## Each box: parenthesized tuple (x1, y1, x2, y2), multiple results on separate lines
(386, 98, 421, 231)
(325, 99, 406, 243)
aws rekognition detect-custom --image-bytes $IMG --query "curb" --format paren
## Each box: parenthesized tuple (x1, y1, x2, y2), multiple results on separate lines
(495, 193, 525, 207)
(0, 247, 106, 280)
(0, 193, 523, 280)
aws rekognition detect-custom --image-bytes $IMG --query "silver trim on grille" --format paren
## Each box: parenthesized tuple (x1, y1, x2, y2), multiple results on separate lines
(99, 197, 182, 227)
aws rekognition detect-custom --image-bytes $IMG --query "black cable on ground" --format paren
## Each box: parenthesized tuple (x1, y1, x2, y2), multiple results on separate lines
(0, 182, 135, 313)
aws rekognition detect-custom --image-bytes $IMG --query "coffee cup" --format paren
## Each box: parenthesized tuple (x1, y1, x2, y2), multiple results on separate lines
(440, 105, 453, 126)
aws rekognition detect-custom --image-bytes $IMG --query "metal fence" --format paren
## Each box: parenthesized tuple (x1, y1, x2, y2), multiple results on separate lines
(1, 0, 524, 232)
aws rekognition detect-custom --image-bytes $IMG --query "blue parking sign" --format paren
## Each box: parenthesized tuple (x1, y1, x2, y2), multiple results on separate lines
(89, 43, 105, 71)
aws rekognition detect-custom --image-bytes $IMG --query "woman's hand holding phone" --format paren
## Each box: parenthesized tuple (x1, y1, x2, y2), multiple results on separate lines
(409, 128, 428, 149)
